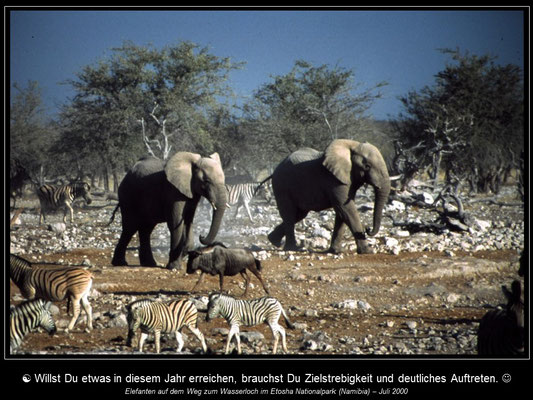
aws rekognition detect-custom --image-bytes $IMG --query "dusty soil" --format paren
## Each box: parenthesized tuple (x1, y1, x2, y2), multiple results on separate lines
(10, 246, 521, 356)
(9, 187, 524, 356)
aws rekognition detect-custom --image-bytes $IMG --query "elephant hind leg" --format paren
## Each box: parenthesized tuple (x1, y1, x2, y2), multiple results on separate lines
(112, 226, 136, 266)
(269, 224, 302, 251)
(269, 206, 308, 250)
(268, 224, 285, 247)
(281, 209, 308, 251)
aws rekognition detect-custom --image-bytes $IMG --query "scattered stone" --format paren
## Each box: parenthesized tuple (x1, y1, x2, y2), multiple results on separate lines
(406, 321, 417, 330)
(48, 223, 67, 234)
(8, 185, 522, 356)
(446, 293, 460, 304)
(304, 309, 318, 318)
(239, 331, 264, 344)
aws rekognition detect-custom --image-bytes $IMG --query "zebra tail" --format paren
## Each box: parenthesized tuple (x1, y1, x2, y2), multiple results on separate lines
(107, 204, 120, 226)
(253, 175, 272, 196)
(281, 307, 295, 330)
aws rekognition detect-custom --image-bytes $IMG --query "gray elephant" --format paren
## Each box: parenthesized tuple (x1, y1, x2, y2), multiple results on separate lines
(267, 139, 390, 254)
(111, 152, 228, 270)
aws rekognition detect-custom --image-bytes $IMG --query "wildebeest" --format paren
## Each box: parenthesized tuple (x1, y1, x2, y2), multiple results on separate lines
(186, 242, 270, 296)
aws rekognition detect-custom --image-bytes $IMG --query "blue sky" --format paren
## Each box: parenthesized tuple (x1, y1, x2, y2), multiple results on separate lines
(9, 8, 525, 120)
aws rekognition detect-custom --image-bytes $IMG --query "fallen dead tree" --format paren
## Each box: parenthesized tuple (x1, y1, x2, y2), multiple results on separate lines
(389, 184, 476, 233)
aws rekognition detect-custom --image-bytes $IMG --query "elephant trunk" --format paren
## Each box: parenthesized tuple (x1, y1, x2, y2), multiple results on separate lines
(199, 186, 228, 245)
(367, 177, 391, 237)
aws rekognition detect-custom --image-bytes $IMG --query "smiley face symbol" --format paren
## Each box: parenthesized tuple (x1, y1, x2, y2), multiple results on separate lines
(502, 373, 511, 383)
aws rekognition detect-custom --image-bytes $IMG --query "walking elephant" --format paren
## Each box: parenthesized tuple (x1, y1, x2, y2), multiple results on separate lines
(267, 139, 390, 254)
(111, 152, 228, 270)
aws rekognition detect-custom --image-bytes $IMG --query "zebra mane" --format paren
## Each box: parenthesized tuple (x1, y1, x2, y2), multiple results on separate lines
(127, 298, 156, 309)
(210, 292, 236, 301)
(11, 299, 48, 316)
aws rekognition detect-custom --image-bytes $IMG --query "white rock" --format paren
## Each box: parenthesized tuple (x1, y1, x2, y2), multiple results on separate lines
(474, 219, 491, 231)
(357, 300, 371, 311)
(446, 293, 460, 304)
(388, 200, 406, 212)
(424, 192, 435, 204)
(312, 226, 331, 240)
(395, 230, 411, 238)
(48, 223, 67, 234)
(385, 237, 399, 247)
(333, 300, 357, 309)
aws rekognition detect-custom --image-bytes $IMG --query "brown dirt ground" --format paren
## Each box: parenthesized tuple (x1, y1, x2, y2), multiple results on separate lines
(11, 246, 520, 356)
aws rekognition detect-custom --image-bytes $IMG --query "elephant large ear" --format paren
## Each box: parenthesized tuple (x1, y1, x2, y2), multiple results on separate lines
(323, 139, 360, 185)
(165, 152, 202, 199)
(208, 152, 221, 165)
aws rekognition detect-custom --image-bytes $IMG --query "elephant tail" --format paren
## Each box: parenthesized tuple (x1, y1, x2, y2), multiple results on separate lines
(107, 204, 120, 226)
(253, 175, 272, 196)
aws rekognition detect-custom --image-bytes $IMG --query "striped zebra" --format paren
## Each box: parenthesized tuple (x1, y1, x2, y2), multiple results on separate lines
(10, 254, 94, 333)
(206, 293, 295, 354)
(477, 280, 524, 356)
(226, 182, 272, 222)
(36, 181, 92, 224)
(10, 298, 57, 352)
(126, 298, 208, 354)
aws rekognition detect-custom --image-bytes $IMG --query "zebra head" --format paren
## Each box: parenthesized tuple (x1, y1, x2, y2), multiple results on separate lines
(206, 293, 224, 322)
(39, 300, 57, 336)
(125, 301, 144, 346)
(125, 299, 153, 346)
(74, 182, 93, 205)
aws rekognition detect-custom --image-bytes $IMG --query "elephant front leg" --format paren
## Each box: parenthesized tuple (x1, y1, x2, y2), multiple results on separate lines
(167, 201, 197, 270)
(334, 202, 372, 254)
(167, 221, 186, 270)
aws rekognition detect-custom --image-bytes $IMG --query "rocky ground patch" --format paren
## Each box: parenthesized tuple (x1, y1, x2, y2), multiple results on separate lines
(9, 185, 524, 356)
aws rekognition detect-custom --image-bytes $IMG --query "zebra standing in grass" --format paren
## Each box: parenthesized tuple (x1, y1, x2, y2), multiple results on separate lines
(36, 181, 92, 224)
(226, 182, 272, 222)
(478, 280, 524, 356)
(126, 298, 208, 354)
(9, 254, 93, 333)
(206, 293, 294, 354)
(10, 298, 57, 352)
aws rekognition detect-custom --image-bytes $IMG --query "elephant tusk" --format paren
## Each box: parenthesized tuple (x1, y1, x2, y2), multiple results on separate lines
(208, 200, 217, 211)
